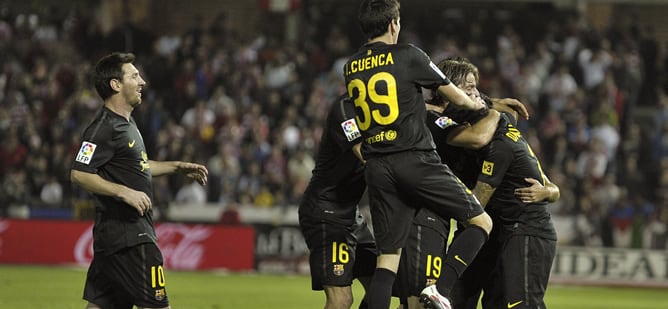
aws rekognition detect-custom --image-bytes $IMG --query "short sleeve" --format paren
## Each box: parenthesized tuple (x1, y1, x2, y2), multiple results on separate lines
(71, 124, 115, 174)
(477, 138, 513, 188)
(407, 44, 451, 89)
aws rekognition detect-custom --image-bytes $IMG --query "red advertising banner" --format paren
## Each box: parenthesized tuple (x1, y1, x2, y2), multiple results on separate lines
(0, 219, 254, 271)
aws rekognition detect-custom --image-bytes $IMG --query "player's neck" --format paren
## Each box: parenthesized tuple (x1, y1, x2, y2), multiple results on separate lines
(105, 98, 133, 121)
(368, 32, 396, 45)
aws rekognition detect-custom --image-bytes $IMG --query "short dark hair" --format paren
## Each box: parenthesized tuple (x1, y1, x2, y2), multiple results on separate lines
(93, 52, 135, 100)
(358, 0, 400, 40)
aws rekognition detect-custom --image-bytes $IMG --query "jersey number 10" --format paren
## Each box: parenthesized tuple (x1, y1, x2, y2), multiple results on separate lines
(151, 265, 166, 288)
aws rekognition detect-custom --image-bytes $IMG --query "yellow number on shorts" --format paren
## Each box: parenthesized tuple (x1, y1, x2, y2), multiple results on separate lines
(425, 254, 442, 278)
(151, 265, 166, 288)
(331, 242, 350, 264)
(347, 72, 399, 131)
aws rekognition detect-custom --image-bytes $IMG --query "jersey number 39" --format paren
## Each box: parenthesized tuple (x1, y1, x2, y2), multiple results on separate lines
(347, 72, 399, 131)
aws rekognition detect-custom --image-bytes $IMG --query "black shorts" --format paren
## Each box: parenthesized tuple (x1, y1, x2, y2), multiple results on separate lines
(481, 234, 556, 309)
(365, 150, 483, 253)
(452, 229, 557, 309)
(300, 214, 377, 290)
(397, 210, 450, 297)
(83, 243, 169, 309)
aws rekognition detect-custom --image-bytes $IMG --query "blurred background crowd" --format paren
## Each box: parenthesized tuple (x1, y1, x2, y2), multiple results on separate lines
(1, 0, 667, 249)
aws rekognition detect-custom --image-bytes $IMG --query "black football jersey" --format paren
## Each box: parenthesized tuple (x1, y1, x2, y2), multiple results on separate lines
(71, 107, 158, 255)
(425, 109, 480, 189)
(477, 114, 556, 239)
(343, 42, 450, 157)
(299, 95, 366, 225)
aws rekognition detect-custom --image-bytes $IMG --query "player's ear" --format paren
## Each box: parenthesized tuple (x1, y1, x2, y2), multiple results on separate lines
(110, 78, 122, 92)
(389, 18, 399, 34)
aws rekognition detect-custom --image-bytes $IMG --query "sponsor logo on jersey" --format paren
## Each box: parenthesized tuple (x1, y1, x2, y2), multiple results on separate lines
(140, 151, 150, 171)
(128, 139, 136, 148)
(333, 264, 344, 276)
(435, 116, 456, 129)
(75, 142, 97, 165)
(341, 118, 361, 142)
(507, 300, 523, 308)
(365, 130, 397, 145)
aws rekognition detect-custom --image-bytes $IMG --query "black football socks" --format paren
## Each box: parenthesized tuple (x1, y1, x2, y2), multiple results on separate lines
(366, 268, 396, 309)
(436, 224, 488, 297)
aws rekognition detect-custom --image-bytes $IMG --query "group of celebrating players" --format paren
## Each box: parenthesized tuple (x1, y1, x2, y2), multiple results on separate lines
(298, 1, 560, 309)
(69, 1, 560, 308)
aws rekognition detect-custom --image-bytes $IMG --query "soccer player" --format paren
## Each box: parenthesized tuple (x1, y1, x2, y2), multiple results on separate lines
(342, 1, 521, 308)
(452, 114, 560, 309)
(70, 52, 208, 309)
(298, 94, 377, 309)
(431, 57, 560, 309)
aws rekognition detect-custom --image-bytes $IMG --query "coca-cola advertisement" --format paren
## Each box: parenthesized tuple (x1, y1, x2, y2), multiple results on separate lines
(0, 219, 255, 271)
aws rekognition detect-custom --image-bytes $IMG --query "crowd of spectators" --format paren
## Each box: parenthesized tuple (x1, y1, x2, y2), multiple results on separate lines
(0, 3, 667, 249)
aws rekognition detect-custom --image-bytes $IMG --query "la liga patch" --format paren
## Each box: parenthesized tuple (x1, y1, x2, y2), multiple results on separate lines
(75, 141, 97, 165)
(341, 118, 361, 142)
(435, 116, 456, 129)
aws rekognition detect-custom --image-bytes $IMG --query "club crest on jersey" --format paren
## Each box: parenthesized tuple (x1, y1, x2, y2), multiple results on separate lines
(333, 264, 345, 276)
(341, 118, 361, 142)
(435, 116, 456, 129)
(155, 288, 166, 301)
(75, 141, 97, 165)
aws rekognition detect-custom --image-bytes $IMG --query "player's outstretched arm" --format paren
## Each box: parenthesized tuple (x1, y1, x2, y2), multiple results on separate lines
(514, 177, 560, 203)
(437, 83, 485, 111)
(490, 97, 529, 122)
(150, 160, 209, 185)
(447, 109, 500, 149)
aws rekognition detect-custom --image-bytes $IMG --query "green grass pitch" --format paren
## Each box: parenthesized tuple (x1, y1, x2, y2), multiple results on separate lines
(0, 264, 666, 308)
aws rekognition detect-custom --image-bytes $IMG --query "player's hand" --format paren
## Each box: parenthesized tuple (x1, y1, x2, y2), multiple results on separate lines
(177, 162, 209, 186)
(514, 178, 546, 203)
(493, 98, 529, 120)
(119, 187, 152, 216)
(466, 92, 487, 111)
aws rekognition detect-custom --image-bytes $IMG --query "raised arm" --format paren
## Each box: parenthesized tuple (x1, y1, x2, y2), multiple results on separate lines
(437, 83, 486, 111)
(490, 97, 529, 122)
(447, 109, 500, 149)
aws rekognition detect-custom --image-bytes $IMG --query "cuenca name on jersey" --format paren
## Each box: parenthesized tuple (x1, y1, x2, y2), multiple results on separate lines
(344, 52, 394, 76)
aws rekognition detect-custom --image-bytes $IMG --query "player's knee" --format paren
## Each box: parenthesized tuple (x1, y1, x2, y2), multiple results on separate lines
(325, 286, 354, 309)
(468, 212, 492, 234)
(326, 293, 354, 309)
